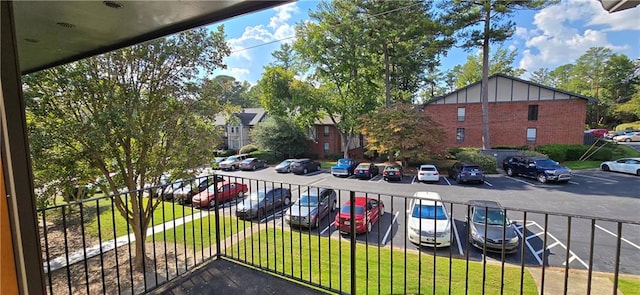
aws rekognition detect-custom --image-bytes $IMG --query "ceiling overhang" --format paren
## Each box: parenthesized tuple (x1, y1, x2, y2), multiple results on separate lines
(13, 1, 290, 75)
(598, 0, 640, 12)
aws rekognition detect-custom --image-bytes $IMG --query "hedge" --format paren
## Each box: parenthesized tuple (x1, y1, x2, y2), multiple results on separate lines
(615, 121, 640, 131)
(455, 151, 497, 174)
(535, 144, 614, 162)
(249, 150, 281, 164)
(239, 144, 258, 154)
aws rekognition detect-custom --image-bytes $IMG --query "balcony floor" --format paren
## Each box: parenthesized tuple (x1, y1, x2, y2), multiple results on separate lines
(148, 258, 329, 295)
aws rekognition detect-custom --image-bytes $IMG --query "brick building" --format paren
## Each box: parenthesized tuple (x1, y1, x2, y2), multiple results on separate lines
(422, 74, 595, 148)
(307, 116, 364, 159)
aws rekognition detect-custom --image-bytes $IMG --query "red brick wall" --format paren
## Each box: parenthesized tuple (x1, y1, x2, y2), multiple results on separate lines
(307, 125, 343, 159)
(423, 99, 587, 148)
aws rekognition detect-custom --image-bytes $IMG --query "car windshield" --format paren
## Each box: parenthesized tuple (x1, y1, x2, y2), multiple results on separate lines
(356, 164, 369, 169)
(473, 208, 508, 226)
(297, 194, 319, 207)
(462, 166, 480, 171)
(249, 191, 266, 201)
(420, 166, 436, 171)
(215, 157, 225, 163)
(242, 159, 253, 163)
(227, 156, 238, 162)
(535, 159, 558, 166)
(279, 160, 292, 166)
(340, 205, 364, 215)
(412, 204, 447, 220)
(386, 166, 400, 171)
(338, 159, 351, 165)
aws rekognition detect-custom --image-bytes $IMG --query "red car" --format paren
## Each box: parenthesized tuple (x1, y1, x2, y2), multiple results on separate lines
(334, 197, 385, 234)
(585, 129, 608, 138)
(192, 182, 248, 208)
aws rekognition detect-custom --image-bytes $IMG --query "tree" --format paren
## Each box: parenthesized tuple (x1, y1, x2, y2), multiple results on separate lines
(616, 88, 640, 119)
(251, 117, 309, 158)
(449, 46, 526, 89)
(360, 104, 446, 163)
(201, 75, 253, 107)
(530, 68, 552, 86)
(294, 0, 379, 158)
(23, 27, 230, 271)
(270, 43, 300, 73)
(443, 0, 556, 149)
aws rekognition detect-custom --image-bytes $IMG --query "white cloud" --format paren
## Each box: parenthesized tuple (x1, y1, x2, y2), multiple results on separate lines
(588, 2, 640, 31)
(226, 3, 298, 61)
(516, 0, 632, 74)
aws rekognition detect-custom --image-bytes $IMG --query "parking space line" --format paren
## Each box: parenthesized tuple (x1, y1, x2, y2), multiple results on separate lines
(506, 176, 536, 186)
(368, 175, 382, 182)
(514, 221, 589, 269)
(444, 177, 452, 186)
(573, 173, 618, 183)
(526, 231, 545, 240)
(320, 222, 335, 235)
(411, 176, 417, 184)
(483, 180, 493, 187)
(595, 224, 640, 250)
(513, 223, 543, 265)
(568, 181, 580, 185)
(381, 211, 399, 245)
(260, 208, 286, 223)
(451, 218, 464, 256)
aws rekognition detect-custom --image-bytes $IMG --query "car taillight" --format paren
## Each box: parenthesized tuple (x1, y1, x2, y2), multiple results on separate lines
(356, 219, 364, 225)
(364, 169, 369, 173)
(383, 171, 388, 175)
(419, 172, 424, 175)
(434, 172, 439, 175)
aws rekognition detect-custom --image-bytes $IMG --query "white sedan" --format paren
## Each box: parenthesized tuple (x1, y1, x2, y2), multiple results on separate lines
(600, 158, 640, 176)
(407, 192, 451, 247)
(417, 164, 440, 183)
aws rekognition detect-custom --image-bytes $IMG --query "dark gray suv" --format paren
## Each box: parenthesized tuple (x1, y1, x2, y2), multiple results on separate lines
(448, 162, 485, 184)
(503, 156, 571, 183)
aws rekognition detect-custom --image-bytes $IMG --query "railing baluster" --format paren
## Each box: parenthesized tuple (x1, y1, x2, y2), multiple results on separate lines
(110, 197, 122, 294)
(564, 216, 572, 294)
(465, 204, 471, 295)
(41, 209, 53, 295)
(587, 219, 596, 295)
(448, 203, 453, 295)
(349, 189, 356, 295)
(520, 211, 527, 295)
(613, 222, 622, 295)
(542, 214, 549, 295)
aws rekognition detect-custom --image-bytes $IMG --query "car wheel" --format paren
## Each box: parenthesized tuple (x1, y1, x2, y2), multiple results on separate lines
(367, 221, 372, 233)
(258, 208, 265, 220)
(209, 200, 216, 208)
(331, 200, 337, 212)
(625, 138, 631, 142)
(252, 165, 256, 171)
(379, 205, 385, 216)
(314, 217, 320, 228)
(507, 168, 514, 176)
(304, 168, 308, 174)
(284, 196, 291, 207)
(236, 191, 244, 199)
(287, 167, 291, 173)
(636, 169, 640, 176)
(231, 165, 236, 171)
(601, 164, 610, 171)
(537, 173, 548, 183)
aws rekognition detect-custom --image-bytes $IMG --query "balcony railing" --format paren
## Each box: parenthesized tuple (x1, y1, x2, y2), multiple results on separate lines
(38, 174, 639, 294)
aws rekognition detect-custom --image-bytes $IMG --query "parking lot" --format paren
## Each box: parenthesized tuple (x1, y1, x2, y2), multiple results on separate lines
(207, 165, 640, 275)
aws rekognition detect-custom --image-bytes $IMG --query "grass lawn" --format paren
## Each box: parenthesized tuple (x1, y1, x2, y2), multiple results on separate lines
(148, 215, 250, 248)
(562, 161, 601, 170)
(616, 277, 640, 295)
(320, 161, 336, 169)
(84, 198, 194, 240)
(228, 228, 538, 295)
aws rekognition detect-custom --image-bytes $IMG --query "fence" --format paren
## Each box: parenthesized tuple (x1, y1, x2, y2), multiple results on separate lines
(38, 174, 639, 294)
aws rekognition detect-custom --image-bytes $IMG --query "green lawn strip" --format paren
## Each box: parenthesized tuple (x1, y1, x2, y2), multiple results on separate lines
(320, 161, 336, 169)
(149, 215, 251, 249)
(227, 228, 537, 295)
(616, 277, 640, 295)
(562, 161, 601, 170)
(84, 198, 194, 240)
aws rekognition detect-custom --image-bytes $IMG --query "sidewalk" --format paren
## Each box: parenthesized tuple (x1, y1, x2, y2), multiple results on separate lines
(528, 266, 627, 295)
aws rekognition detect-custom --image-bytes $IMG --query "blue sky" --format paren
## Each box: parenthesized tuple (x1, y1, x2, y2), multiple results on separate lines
(210, 0, 639, 85)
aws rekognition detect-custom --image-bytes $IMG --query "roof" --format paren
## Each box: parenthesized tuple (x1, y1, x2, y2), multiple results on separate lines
(424, 73, 597, 106)
(413, 191, 442, 201)
(598, 0, 640, 12)
(14, 1, 289, 74)
(214, 108, 267, 126)
(467, 200, 502, 209)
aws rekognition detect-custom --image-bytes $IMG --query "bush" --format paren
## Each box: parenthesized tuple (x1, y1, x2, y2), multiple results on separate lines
(249, 150, 280, 164)
(493, 145, 530, 150)
(455, 151, 497, 174)
(239, 144, 258, 154)
(535, 145, 568, 161)
(615, 121, 640, 131)
(522, 150, 547, 158)
(326, 153, 343, 161)
(216, 149, 237, 157)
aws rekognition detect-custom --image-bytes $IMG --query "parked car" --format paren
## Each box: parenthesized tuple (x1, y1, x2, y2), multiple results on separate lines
(173, 175, 224, 204)
(605, 130, 639, 140)
(285, 187, 337, 228)
(211, 157, 226, 170)
(275, 159, 296, 173)
(192, 181, 248, 208)
(584, 128, 608, 138)
(218, 154, 249, 171)
(466, 200, 520, 253)
(239, 158, 267, 171)
(448, 162, 485, 184)
(417, 164, 440, 183)
(503, 156, 571, 183)
(613, 132, 640, 142)
(382, 164, 403, 182)
(353, 163, 379, 179)
(290, 158, 321, 175)
(600, 158, 640, 176)
(407, 192, 451, 247)
(331, 158, 359, 177)
(335, 197, 385, 234)
(235, 187, 292, 220)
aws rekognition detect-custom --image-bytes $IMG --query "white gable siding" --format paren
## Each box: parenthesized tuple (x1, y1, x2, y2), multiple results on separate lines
(512, 80, 529, 101)
(540, 88, 555, 100)
(495, 76, 512, 102)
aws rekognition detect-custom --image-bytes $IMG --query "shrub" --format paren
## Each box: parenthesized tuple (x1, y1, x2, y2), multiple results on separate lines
(522, 150, 547, 158)
(493, 145, 529, 150)
(615, 121, 640, 131)
(455, 151, 497, 174)
(535, 145, 567, 161)
(249, 150, 280, 164)
(326, 153, 343, 161)
(239, 144, 258, 154)
(216, 149, 237, 157)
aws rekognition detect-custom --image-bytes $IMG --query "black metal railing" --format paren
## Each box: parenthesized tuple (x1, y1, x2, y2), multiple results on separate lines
(38, 174, 640, 294)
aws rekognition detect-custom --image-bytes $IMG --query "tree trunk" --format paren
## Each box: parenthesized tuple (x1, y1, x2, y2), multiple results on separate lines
(342, 132, 351, 159)
(384, 43, 391, 108)
(480, 2, 492, 150)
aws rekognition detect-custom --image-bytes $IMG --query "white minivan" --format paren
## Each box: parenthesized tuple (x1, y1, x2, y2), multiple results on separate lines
(407, 192, 451, 247)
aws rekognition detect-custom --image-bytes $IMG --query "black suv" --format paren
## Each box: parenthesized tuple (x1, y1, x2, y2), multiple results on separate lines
(502, 156, 571, 183)
(448, 162, 485, 184)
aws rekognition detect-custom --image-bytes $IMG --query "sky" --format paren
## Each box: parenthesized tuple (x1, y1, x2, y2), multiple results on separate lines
(209, 0, 640, 86)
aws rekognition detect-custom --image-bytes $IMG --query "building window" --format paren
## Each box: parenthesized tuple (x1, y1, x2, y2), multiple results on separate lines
(324, 125, 330, 136)
(457, 107, 466, 122)
(323, 142, 330, 154)
(528, 105, 539, 121)
(527, 128, 537, 143)
(456, 128, 465, 142)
